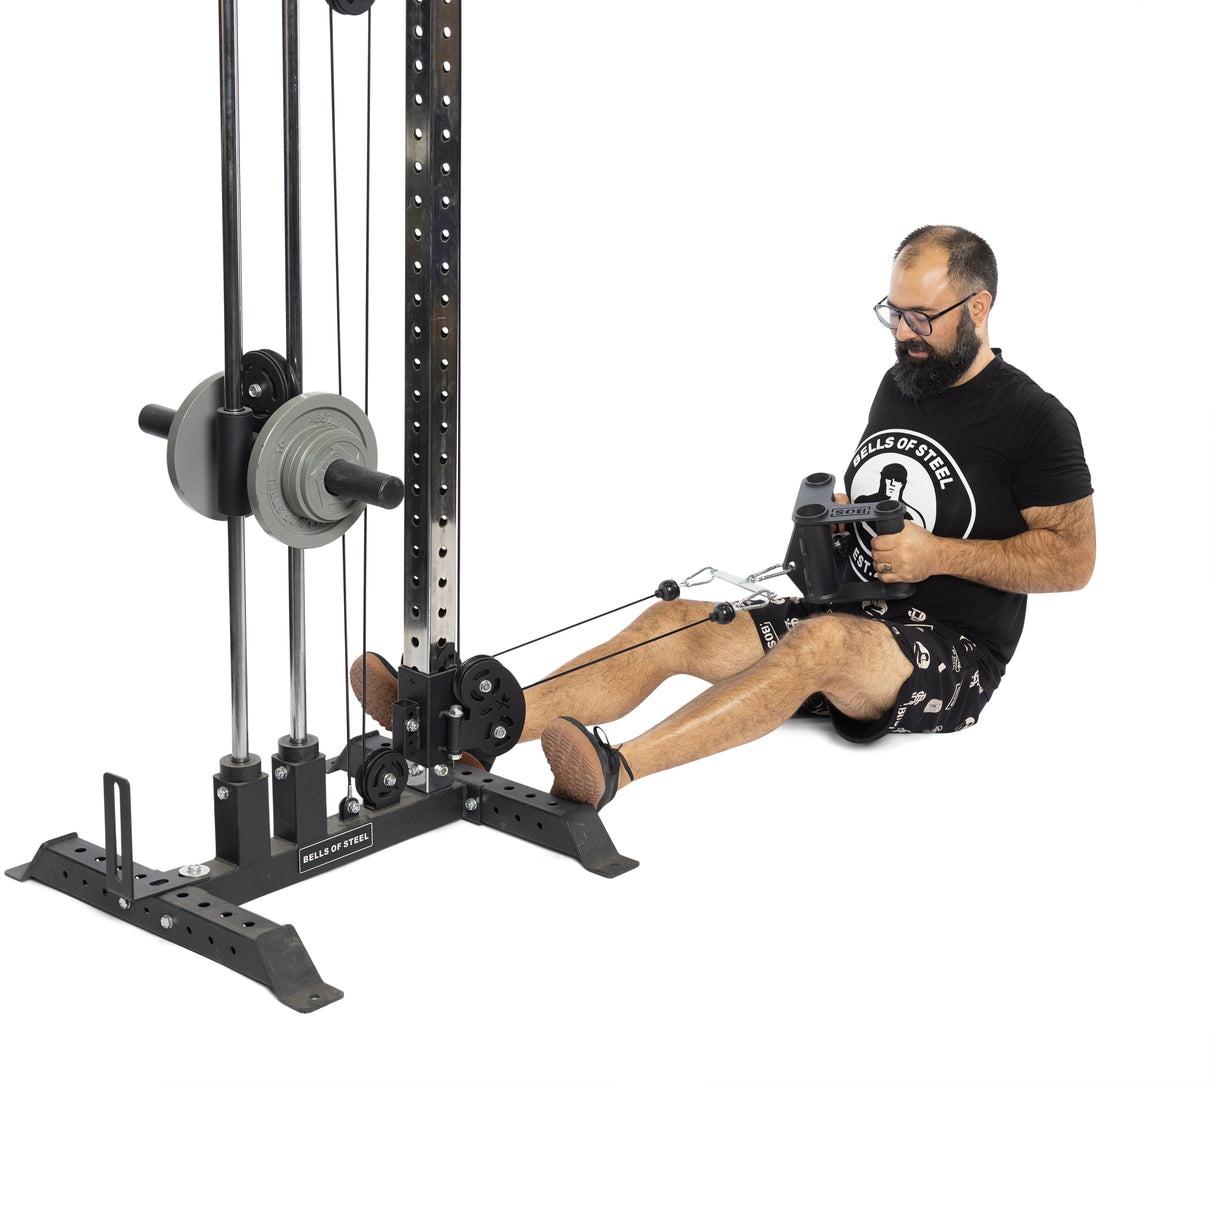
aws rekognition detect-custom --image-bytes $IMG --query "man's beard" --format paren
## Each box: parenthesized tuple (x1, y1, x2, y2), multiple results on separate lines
(890, 309, 982, 400)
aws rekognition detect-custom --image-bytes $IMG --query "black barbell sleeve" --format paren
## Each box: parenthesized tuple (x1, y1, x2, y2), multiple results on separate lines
(324, 458, 405, 510)
(138, 404, 176, 439)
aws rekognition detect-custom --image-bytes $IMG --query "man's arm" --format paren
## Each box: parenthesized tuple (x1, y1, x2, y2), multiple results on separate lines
(871, 495, 1096, 593)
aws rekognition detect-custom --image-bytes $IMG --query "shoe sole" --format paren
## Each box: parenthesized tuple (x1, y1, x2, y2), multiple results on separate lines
(540, 718, 607, 808)
(350, 652, 398, 731)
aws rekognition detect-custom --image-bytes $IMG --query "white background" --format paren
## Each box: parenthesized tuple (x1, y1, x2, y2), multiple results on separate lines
(1, 1, 1210, 1210)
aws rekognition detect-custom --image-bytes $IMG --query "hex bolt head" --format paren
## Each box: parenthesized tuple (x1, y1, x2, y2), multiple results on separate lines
(118, 897, 131, 911)
(434, 764, 449, 777)
(463, 798, 478, 813)
(492, 725, 508, 740)
(274, 765, 289, 781)
(407, 762, 424, 778)
(383, 772, 398, 788)
(160, 915, 174, 930)
(405, 719, 420, 733)
(478, 679, 493, 694)
(216, 786, 230, 801)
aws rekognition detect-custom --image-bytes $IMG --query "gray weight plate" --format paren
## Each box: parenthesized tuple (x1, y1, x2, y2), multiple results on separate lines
(247, 392, 378, 549)
(166, 373, 226, 521)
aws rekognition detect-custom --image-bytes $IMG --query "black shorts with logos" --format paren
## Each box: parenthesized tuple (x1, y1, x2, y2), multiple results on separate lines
(745, 598, 997, 743)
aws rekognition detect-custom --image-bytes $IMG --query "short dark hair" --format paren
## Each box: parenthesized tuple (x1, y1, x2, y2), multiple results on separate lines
(895, 225, 998, 306)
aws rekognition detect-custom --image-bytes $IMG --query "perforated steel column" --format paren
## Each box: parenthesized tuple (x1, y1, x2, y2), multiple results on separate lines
(404, 0, 460, 673)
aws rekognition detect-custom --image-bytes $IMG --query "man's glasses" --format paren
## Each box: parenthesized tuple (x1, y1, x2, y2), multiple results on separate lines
(873, 292, 977, 337)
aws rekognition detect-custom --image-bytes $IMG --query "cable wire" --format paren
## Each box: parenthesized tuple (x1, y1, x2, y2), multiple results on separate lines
(522, 614, 716, 691)
(358, 8, 373, 781)
(492, 593, 658, 659)
(330, 7, 353, 798)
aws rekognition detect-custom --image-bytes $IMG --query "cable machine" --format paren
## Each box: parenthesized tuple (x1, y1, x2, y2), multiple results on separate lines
(8, 0, 908, 1010)
(6, 0, 639, 1011)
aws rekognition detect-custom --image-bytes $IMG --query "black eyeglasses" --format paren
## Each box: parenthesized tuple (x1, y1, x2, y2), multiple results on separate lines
(873, 292, 977, 337)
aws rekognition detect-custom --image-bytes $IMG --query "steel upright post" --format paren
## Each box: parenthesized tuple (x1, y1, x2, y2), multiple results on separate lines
(403, 1, 462, 681)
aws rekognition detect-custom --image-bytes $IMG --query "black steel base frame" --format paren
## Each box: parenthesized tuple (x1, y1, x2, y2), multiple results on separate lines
(7, 766, 636, 1011)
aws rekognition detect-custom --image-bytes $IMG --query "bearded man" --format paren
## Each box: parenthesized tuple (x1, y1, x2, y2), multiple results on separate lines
(355, 225, 1096, 809)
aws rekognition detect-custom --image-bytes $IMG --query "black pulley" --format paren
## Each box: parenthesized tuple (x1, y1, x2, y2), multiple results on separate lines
(328, 0, 375, 13)
(358, 742, 410, 811)
(454, 656, 526, 765)
(242, 348, 298, 427)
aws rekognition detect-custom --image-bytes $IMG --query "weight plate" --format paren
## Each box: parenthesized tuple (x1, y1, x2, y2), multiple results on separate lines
(247, 392, 377, 549)
(166, 373, 225, 521)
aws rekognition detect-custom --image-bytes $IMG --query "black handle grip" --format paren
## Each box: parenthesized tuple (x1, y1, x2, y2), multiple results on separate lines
(324, 458, 405, 510)
(869, 498, 905, 535)
(139, 404, 176, 439)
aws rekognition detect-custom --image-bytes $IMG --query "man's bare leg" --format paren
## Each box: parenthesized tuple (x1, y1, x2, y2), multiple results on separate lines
(519, 598, 762, 743)
(346, 599, 754, 747)
(542, 613, 913, 804)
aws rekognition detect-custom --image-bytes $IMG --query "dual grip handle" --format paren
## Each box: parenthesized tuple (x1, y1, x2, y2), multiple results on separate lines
(784, 471, 912, 604)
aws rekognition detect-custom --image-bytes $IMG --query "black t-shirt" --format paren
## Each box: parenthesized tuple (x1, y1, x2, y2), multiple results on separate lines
(835, 350, 1093, 681)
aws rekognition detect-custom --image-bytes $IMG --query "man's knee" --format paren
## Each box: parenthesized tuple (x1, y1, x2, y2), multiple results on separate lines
(770, 612, 879, 672)
(770, 611, 911, 708)
(628, 597, 762, 681)
(630, 597, 710, 634)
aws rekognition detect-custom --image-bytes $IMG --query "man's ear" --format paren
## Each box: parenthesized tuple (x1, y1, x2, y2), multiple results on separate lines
(971, 289, 993, 327)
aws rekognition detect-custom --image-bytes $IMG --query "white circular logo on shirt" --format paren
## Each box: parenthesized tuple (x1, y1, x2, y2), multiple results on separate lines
(845, 429, 976, 577)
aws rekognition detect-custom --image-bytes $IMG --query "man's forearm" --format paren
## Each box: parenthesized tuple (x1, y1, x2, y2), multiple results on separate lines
(872, 497, 1096, 594)
(931, 527, 1091, 594)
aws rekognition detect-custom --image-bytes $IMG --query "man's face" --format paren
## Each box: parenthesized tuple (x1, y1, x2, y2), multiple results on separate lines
(884, 476, 904, 499)
(886, 247, 981, 400)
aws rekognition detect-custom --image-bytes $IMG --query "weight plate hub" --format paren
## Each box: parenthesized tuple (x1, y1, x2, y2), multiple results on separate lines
(248, 393, 377, 549)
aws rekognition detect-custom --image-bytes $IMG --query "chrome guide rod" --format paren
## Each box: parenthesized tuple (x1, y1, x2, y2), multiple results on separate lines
(289, 548, 308, 743)
(283, 0, 308, 745)
(219, 0, 250, 763)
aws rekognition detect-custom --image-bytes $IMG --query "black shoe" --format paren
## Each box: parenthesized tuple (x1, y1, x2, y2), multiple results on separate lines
(540, 717, 634, 810)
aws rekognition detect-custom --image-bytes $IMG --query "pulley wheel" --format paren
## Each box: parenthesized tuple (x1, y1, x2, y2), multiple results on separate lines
(242, 348, 298, 427)
(248, 392, 378, 549)
(357, 739, 409, 811)
(166, 373, 225, 521)
(455, 656, 526, 762)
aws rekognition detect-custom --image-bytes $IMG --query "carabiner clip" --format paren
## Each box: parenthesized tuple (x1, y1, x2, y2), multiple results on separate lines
(680, 566, 717, 588)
